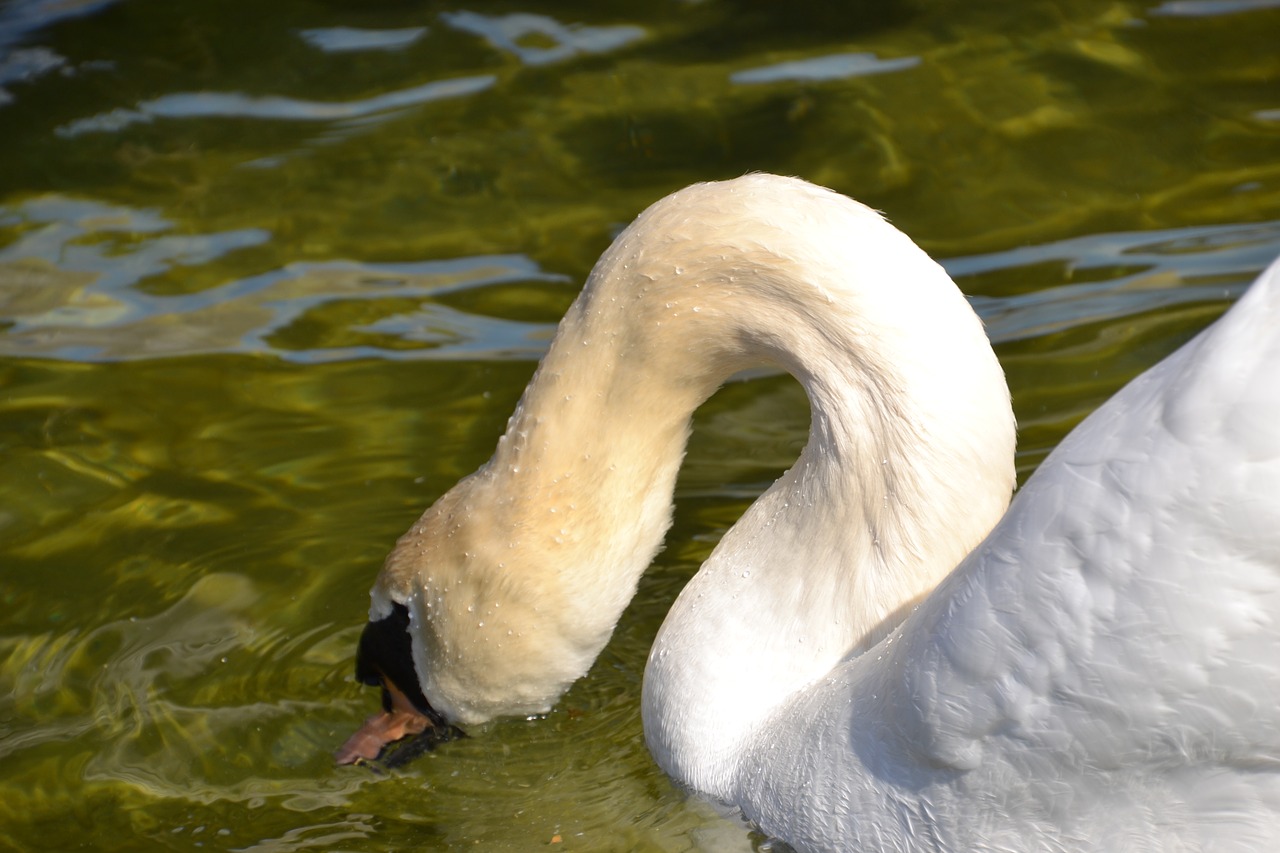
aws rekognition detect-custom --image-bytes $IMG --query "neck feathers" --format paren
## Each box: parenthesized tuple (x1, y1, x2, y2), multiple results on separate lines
(373, 176, 1015, 762)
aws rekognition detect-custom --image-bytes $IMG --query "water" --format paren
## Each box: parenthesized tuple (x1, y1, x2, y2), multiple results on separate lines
(1, 0, 1278, 849)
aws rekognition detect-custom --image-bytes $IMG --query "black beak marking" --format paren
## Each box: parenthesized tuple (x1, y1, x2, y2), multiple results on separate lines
(351, 601, 466, 767)
(354, 601, 446, 726)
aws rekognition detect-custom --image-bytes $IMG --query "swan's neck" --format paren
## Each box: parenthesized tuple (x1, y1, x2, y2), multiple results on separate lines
(373, 177, 1015, 765)
(375, 303, 705, 724)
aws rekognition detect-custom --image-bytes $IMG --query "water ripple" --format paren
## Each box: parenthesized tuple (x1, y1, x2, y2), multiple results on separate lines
(1148, 0, 1280, 16)
(56, 74, 496, 137)
(4, 194, 1277, 365)
(732, 52, 920, 85)
(0, 195, 569, 362)
(950, 219, 1280, 343)
(297, 26, 428, 54)
(442, 11, 645, 66)
(0, 0, 119, 50)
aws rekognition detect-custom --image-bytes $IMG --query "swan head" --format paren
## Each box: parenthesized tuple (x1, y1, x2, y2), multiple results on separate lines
(337, 464, 639, 763)
(335, 173, 1017, 766)
(333, 597, 457, 765)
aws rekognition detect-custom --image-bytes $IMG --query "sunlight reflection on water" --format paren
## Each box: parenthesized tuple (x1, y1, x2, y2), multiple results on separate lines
(3, 191, 1277, 363)
(297, 26, 428, 54)
(955, 219, 1280, 343)
(56, 76, 498, 138)
(2, 0, 1279, 849)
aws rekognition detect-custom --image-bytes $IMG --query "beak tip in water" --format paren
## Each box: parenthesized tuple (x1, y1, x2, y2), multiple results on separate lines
(334, 709, 432, 766)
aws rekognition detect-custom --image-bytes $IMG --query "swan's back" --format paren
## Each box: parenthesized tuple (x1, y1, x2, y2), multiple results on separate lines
(746, 259, 1280, 851)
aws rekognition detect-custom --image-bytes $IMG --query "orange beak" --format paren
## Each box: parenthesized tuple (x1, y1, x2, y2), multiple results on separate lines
(334, 675, 433, 765)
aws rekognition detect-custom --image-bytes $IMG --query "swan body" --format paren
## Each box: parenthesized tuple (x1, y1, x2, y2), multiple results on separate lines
(349, 175, 1280, 851)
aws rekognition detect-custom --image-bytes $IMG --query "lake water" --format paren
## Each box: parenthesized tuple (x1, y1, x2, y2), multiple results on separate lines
(1, 0, 1278, 850)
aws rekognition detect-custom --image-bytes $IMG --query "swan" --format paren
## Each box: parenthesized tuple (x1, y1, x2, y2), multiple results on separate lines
(337, 174, 1280, 851)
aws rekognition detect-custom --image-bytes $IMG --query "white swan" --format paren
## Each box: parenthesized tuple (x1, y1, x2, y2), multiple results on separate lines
(340, 174, 1280, 851)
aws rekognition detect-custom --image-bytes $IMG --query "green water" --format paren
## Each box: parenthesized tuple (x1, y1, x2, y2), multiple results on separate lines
(1, 0, 1278, 849)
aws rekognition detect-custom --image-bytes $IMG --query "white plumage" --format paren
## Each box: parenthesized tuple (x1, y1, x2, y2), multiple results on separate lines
(361, 174, 1280, 851)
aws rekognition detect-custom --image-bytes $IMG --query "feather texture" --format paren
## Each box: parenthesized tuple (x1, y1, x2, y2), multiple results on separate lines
(358, 175, 1280, 851)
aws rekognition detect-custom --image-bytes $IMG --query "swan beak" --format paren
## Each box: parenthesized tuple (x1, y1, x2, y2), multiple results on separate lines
(334, 675, 433, 765)
(336, 602, 464, 767)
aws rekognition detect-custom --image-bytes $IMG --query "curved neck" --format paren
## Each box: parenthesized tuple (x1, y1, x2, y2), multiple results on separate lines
(374, 176, 1015, 747)
(622, 179, 1016, 797)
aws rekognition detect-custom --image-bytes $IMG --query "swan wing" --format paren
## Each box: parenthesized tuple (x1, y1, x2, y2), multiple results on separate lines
(745, 258, 1280, 850)
(898, 255, 1280, 844)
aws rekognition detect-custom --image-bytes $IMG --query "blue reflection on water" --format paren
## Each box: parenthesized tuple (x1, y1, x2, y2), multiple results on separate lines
(1148, 0, 1280, 17)
(2, 194, 1278, 364)
(732, 52, 920, 85)
(0, 0, 120, 105)
(297, 26, 428, 53)
(951, 220, 1280, 343)
(56, 74, 497, 137)
(0, 195, 568, 362)
(442, 10, 645, 66)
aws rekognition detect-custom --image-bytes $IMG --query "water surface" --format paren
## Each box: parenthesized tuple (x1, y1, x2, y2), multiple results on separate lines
(2, 0, 1279, 849)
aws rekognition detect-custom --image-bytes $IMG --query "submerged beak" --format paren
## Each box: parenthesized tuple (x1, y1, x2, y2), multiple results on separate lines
(334, 676, 433, 765)
(335, 602, 464, 768)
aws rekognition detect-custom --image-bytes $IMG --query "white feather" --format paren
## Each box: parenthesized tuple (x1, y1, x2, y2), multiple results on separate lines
(369, 174, 1280, 851)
